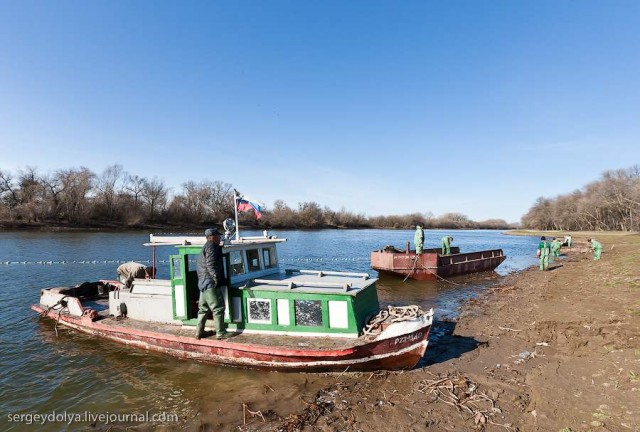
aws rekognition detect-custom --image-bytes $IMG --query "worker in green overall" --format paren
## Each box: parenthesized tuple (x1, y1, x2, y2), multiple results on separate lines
(588, 238, 603, 260)
(441, 236, 453, 255)
(537, 236, 551, 270)
(551, 237, 562, 258)
(414, 224, 424, 254)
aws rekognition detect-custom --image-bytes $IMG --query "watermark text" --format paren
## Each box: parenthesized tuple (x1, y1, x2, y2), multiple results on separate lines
(7, 410, 179, 426)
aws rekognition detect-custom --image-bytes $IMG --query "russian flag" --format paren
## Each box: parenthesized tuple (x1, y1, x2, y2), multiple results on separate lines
(235, 190, 263, 219)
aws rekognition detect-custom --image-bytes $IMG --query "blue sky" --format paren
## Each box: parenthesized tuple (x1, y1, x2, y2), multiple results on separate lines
(1, 1, 639, 223)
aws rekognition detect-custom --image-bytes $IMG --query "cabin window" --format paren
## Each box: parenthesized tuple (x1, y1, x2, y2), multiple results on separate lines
(294, 300, 323, 327)
(277, 299, 290, 326)
(246, 249, 261, 272)
(328, 301, 349, 328)
(186, 254, 199, 271)
(262, 247, 277, 269)
(229, 251, 246, 275)
(247, 298, 271, 324)
(172, 257, 182, 279)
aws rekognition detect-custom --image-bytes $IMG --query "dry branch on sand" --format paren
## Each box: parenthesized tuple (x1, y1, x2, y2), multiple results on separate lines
(415, 371, 513, 430)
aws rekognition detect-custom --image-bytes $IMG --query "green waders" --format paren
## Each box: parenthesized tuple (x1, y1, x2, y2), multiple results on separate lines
(195, 280, 226, 338)
(591, 240, 603, 260)
(414, 228, 424, 254)
(441, 236, 451, 255)
(538, 241, 550, 270)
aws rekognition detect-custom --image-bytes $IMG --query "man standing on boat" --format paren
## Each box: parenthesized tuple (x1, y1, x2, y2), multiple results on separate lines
(441, 236, 453, 255)
(196, 228, 228, 340)
(414, 224, 424, 254)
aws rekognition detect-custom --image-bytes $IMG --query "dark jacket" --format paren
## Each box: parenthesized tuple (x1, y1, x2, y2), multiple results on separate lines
(197, 240, 224, 284)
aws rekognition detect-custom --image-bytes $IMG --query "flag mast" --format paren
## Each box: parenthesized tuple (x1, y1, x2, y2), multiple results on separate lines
(233, 189, 240, 241)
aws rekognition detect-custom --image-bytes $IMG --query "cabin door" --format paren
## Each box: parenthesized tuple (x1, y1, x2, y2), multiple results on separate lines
(169, 254, 199, 320)
(169, 254, 188, 320)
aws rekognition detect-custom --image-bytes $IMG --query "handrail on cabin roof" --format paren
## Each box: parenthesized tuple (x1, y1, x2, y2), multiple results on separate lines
(249, 278, 353, 292)
(286, 269, 370, 280)
(143, 234, 287, 247)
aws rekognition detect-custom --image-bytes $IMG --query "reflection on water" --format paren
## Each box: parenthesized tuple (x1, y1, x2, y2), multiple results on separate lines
(0, 229, 538, 430)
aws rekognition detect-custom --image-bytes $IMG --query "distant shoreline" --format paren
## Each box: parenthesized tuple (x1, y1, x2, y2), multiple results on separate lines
(0, 220, 511, 232)
(504, 229, 638, 236)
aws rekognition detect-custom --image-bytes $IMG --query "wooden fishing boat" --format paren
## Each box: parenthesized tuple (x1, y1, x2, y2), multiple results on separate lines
(32, 224, 433, 372)
(371, 244, 506, 281)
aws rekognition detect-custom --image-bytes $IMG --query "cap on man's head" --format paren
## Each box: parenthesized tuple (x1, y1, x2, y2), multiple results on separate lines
(204, 228, 222, 237)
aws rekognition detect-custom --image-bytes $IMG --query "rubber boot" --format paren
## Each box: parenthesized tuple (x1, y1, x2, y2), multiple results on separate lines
(195, 313, 207, 339)
(214, 315, 228, 339)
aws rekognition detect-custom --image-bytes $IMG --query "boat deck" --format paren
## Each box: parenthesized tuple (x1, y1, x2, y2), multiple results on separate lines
(88, 299, 371, 350)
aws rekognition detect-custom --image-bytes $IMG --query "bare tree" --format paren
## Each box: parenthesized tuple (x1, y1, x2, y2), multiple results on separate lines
(57, 167, 95, 223)
(268, 199, 296, 228)
(16, 166, 44, 222)
(175, 181, 211, 222)
(522, 165, 640, 231)
(94, 164, 126, 220)
(206, 181, 234, 222)
(40, 172, 64, 219)
(0, 169, 19, 211)
(125, 174, 147, 204)
(298, 202, 324, 228)
(141, 177, 168, 221)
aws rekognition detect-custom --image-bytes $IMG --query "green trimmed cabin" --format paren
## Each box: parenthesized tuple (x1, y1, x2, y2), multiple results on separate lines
(131, 235, 381, 338)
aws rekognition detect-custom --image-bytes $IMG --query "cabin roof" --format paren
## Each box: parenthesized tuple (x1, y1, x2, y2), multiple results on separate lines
(144, 234, 287, 248)
(242, 271, 377, 297)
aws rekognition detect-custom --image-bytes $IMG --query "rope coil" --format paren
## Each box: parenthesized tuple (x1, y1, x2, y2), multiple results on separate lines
(362, 305, 426, 336)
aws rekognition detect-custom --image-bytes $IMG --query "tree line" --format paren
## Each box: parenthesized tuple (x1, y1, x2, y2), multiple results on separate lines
(521, 166, 640, 231)
(0, 164, 514, 230)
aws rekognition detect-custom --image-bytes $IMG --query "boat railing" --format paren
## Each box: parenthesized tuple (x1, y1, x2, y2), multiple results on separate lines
(442, 249, 505, 265)
(249, 278, 353, 292)
(144, 234, 286, 246)
(286, 269, 370, 279)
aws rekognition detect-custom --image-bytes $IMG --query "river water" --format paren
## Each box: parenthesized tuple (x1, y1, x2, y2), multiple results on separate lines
(0, 229, 538, 431)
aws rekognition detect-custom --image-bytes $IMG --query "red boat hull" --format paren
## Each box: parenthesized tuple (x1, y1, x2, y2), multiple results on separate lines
(371, 248, 506, 281)
(31, 305, 431, 372)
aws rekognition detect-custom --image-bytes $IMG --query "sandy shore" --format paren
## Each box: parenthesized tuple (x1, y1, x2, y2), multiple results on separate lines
(218, 233, 640, 432)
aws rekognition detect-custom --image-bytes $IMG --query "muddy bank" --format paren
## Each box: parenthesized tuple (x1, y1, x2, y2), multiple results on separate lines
(202, 234, 639, 432)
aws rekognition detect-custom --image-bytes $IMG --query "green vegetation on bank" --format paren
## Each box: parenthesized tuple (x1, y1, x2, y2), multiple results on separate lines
(0, 165, 514, 231)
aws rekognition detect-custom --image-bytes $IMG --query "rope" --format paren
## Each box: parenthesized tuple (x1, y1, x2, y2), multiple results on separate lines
(51, 296, 70, 337)
(362, 305, 427, 336)
(403, 255, 460, 285)
(402, 256, 420, 282)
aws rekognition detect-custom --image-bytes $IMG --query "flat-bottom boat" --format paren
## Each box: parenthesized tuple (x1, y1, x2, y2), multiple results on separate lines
(32, 230, 433, 372)
(371, 244, 506, 281)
